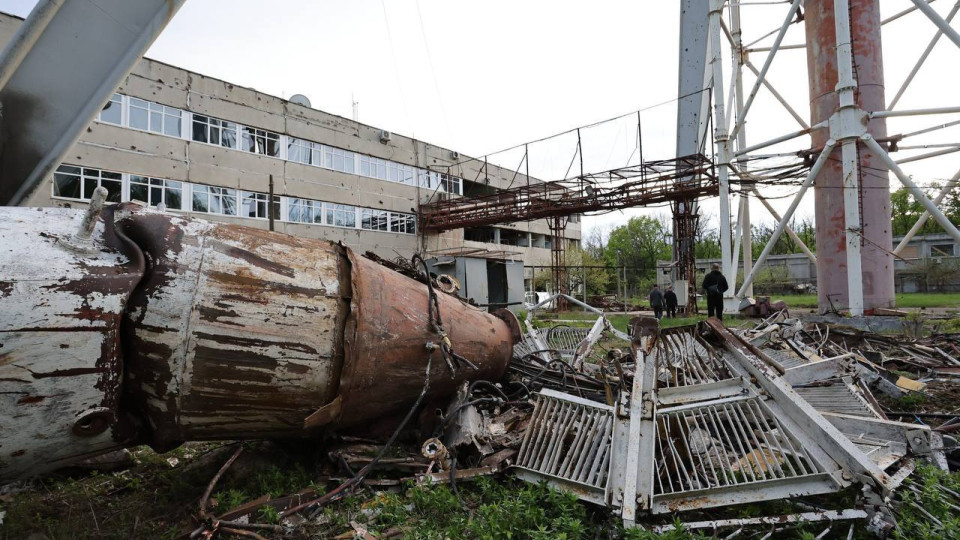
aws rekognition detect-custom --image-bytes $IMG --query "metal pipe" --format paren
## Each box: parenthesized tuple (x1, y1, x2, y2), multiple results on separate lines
(708, 0, 733, 301)
(738, 140, 836, 298)
(893, 167, 960, 254)
(864, 134, 960, 245)
(75, 187, 108, 241)
(872, 106, 960, 118)
(0, 0, 63, 90)
(884, 0, 937, 25)
(888, 1, 960, 111)
(748, 43, 806, 52)
(834, 0, 865, 316)
(735, 123, 821, 157)
(895, 145, 960, 164)
(731, 1, 753, 299)
(728, 0, 802, 143)
(910, 0, 960, 50)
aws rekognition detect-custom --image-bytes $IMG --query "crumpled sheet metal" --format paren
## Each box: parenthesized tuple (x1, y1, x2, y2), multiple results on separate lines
(512, 319, 943, 527)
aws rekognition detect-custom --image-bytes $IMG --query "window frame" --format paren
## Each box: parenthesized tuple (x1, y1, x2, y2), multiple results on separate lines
(129, 175, 184, 210)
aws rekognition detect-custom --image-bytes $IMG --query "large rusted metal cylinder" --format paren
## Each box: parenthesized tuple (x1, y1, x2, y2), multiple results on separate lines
(0, 204, 516, 480)
(805, 0, 895, 311)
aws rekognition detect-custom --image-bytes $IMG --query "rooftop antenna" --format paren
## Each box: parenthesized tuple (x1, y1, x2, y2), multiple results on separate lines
(352, 93, 359, 121)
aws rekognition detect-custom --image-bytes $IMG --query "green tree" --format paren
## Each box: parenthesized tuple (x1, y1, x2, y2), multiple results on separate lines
(565, 247, 612, 296)
(604, 216, 671, 284)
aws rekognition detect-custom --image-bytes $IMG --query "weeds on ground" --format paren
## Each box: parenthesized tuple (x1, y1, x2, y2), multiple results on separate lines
(894, 464, 960, 539)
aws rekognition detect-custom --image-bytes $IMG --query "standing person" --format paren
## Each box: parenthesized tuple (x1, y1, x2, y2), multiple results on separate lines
(649, 284, 664, 320)
(702, 263, 729, 320)
(664, 286, 678, 318)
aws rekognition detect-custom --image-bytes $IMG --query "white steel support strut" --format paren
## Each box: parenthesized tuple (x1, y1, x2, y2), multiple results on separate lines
(738, 140, 836, 298)
(709, 0, 734, 311)
(731, 0, 753, 299)
(887, 1, 960, 111)
(911, 0, 960, 50)
(863, 135, 960, 245)
(893, 167, 960, 254)
(728, 0, 802, 143)
(833, 0, 865, 316)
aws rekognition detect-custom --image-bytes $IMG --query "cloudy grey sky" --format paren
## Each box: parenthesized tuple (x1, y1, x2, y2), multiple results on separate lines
(3, 0, 960, 241)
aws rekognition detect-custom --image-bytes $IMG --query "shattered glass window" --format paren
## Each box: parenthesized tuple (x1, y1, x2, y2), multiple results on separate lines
(53, 165, 82, 199)
(241, 192, 279, 219)
(287, 198, 322, 223)
(191, 185, 237, 215)
(242, 127, 281, 157)
(130, 176, 183, 210)
(389, 213, 416, 234)
(288, 138, 322, 166)
(98, 93, 122, 125)
(439, 173, 462, 195)
(361, 208, 389, 231)
(192, 115, 237, 149)
(326, 204, 357, 228)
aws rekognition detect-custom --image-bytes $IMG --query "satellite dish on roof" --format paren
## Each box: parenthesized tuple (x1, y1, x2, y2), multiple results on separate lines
(289, 94, 312, 108)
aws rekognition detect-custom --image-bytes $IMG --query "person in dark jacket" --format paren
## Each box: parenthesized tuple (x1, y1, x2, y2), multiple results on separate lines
(664, 286, 678, 318)
(702, 263, 729, 320)
(649, 284, 664, 319)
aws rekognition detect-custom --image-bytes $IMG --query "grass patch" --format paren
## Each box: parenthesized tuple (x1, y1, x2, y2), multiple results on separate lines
(894, 465, 960, 539)
(762, 292, 960, 310)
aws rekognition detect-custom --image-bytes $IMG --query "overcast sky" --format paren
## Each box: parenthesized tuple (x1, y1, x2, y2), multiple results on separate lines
(3, 0, 960, 243)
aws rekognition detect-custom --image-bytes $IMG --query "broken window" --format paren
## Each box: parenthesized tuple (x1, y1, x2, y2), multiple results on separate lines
(242, 127, 281, 157)
(439, 173, 462, 195)
(361, 208, 389, 231)
(53, 165, 121, 202)
(390, 213, 416, 234)
(191, 185, 237, 216)
(240, 191, 279, 219)
(192, 115, 238, 149)
(418, 169, 438, 189)
(324, 146, 356, 174)
(129, 176, 183, 210)
(98, 93, 123, 125)
(287, 198, 322, 224)
(931, 243, 954, 257)
(288, 138, 322, 166)
(129, 97, 182, 137)
(326, 203, 357, 228)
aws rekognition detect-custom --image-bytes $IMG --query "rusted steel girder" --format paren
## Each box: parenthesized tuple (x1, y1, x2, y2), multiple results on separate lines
(0, 203, 517, 480)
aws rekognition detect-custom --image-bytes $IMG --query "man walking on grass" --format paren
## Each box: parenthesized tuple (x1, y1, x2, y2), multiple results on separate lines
(649, 284, 664, 320)
(664, 286, 678, 318)
(701, 263, 729, 320)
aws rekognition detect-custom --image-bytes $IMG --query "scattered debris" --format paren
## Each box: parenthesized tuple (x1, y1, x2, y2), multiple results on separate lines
(6, 251, 960, 538)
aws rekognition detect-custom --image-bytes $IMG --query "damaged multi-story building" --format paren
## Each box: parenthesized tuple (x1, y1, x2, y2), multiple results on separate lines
(0, 10, 580, 305)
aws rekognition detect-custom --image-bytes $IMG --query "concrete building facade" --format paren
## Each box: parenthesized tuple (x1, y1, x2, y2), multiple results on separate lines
(0, 12, 579, 270)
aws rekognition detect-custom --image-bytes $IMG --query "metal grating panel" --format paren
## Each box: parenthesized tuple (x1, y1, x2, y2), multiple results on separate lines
(657, 326, 734, 388)
(794, 382, 877, 418)
(514, 389, 614, 505)
(653, 396, 825, 497)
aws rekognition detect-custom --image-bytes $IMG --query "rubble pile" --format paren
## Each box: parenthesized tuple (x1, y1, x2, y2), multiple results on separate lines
(6, 291, 960, 538)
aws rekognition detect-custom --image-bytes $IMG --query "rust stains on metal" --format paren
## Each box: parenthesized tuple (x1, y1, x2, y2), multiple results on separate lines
(1, 204, 517, 480)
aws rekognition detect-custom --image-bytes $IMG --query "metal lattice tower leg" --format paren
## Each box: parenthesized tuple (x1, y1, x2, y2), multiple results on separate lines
(550, 216, 568, 311)
(673, 198, 699, 314)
